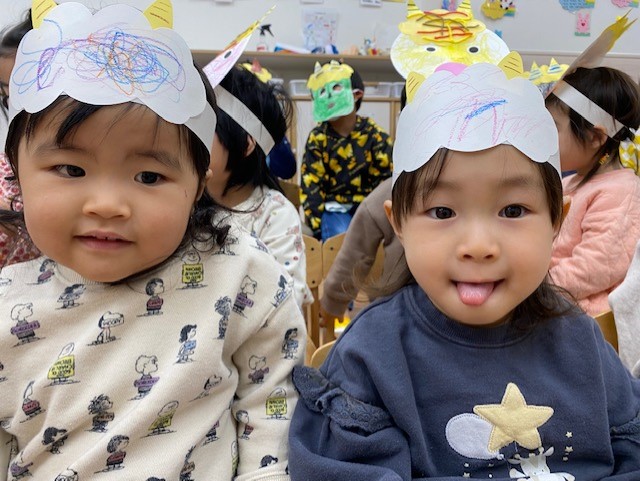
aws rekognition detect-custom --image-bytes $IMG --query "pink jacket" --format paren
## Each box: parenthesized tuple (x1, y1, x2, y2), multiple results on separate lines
(551, 169, 640, 316)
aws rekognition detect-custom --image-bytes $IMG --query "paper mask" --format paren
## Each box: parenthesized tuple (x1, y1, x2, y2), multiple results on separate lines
(240, 60, 273, 84)
(393, 60, 561, 185)
(9, 1, 215, 152)
(307, 61, 355, 123)
(391, 0, 510, 79)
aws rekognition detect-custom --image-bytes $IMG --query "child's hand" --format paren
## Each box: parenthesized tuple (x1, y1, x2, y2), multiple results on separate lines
(319, 307, 341, 328)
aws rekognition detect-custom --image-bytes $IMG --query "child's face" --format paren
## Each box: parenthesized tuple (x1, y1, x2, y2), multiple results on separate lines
(548, 104, 598, 175)
(17, 104, 203, 283)
(389, 145, 555, 327)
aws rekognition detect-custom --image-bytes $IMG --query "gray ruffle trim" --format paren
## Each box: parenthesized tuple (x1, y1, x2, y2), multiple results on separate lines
(293, 365, 393, 433)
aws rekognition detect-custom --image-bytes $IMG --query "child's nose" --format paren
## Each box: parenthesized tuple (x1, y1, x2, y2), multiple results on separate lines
(456, 222, 500, 261)
(82, 188, 131, 219)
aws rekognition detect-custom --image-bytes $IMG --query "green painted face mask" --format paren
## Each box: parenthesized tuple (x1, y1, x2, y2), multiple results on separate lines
(311, 78, 355, 123)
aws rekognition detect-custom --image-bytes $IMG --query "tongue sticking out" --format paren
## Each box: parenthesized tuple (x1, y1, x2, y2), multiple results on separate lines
(456, 282, 495, 306)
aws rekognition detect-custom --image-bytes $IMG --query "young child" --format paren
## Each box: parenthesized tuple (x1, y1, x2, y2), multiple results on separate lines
(205, 65, 311, 309)
(288, 61, 640, 480)
(301, 61, 393, 240)
(0, 2, 305, 480)
(0, 9, 40, 266)
(546, 66, 640, 317)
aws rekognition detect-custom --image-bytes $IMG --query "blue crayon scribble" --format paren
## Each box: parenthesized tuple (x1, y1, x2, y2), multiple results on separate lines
(465, 99, 507, 120)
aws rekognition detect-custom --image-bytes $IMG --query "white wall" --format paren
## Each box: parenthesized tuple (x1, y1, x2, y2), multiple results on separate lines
(2, 0, 638, 56)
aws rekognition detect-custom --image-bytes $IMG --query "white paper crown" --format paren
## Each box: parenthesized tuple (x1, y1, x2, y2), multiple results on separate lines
(393, 62, 561, 185)
(9, 1, 216, 152)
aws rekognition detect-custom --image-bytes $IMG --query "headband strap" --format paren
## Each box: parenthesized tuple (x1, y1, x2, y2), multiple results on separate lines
(553, 80, 626, 139)
(214, 86, 275, 156)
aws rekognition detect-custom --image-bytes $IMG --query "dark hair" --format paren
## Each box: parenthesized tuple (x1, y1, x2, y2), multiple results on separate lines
(179, 324, 197, 342)
(214, 65, 293, 196)
(379, 148, 574, 329)
(1, 63, 229, 277)
(546, 66, 640, 187)
(0, 10, 31, 55)
(0, 9, 32, 117)
(350, 68, 365, 111)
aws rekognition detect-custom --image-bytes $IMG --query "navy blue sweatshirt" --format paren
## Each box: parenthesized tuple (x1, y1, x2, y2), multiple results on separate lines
(289, 284, 640, 480)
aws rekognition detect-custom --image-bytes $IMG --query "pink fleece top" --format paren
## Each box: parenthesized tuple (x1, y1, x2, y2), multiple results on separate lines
(551, 168, 640, 316)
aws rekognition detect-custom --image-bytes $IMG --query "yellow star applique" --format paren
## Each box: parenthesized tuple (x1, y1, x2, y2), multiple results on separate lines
(473, 383, 554, 452)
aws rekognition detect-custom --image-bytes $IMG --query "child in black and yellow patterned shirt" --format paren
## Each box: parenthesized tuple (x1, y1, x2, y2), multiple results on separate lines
(300, 61, 393, 240)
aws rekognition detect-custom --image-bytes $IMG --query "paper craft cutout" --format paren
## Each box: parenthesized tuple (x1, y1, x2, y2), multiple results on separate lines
(526, 59, 569, 96)
(240, 60, 273, 84)
(144, 0, 173, 29)
(307, 61, 356, 123)
(32, 0, 57, 28)
(612, 0, 639, 7)
(202, 6, 275, 88)
(575, 10, 592, 36)
(559, 0, 595, 12)
(481, 0, 516, 19)
(564, 10, 636, 75)
(393, 60, 560, 185)
(10, 1, 216, 152)
(391, 0, 510, 79)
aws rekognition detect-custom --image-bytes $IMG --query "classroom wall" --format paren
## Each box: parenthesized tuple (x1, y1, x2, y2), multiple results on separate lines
(2, 0, 639, 57)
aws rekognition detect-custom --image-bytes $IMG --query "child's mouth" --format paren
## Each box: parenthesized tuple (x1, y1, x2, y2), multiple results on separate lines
(455, 281, 501, 306)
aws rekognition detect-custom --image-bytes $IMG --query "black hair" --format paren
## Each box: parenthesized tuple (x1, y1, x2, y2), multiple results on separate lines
(214, 65, 293, 196)
(0, 63, 230, 278)
(0, 9, 31, 55)
(0, 9, 32, 117)
(350, 68, 365, 111)
(376, 148, 575, 330)
(546, 66, 640, 187)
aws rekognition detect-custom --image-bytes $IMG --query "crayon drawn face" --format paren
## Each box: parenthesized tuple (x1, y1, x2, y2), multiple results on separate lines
(390, 1, 510, 79)
(391, 29, 510, 79)
(311, 78, 355, 123)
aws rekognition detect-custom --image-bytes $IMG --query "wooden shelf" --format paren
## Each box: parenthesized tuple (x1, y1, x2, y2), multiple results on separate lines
(192, 50, 404, 83)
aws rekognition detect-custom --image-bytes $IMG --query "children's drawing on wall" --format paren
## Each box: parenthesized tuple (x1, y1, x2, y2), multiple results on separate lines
(611, 0, 639, 7)
(481, 0, 517, 19)
(559, 0, 595, 11)
(301, 7, 338, 53)
(575, 10, 592, 35)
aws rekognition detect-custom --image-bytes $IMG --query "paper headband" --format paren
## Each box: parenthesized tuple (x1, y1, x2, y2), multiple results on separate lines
(393, 61, 561, 185)
(214, 85, 275, 155)
(9, 1, 216, 152)
(203, 7, 276, 155)
(553, 81, 626, 138)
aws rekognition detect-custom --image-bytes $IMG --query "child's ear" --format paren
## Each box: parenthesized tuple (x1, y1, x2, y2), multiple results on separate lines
(589, 126, 608, 150)
(383, 200, 404, 244)
(245, 135, 257, 157)
(353, 89, 364, 102)
(197, 169, 213, 200)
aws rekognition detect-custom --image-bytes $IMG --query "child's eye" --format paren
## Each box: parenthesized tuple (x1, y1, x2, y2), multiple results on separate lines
(135, 172, 163, 185)
(426, 207, 455, 219)
(55, 165, 85, 177)
(500, 205, 527, 218)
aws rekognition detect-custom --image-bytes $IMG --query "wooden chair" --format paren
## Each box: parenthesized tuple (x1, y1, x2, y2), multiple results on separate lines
(303, 234, 323, 347)
(305, 335, 318, 366)
(309, 340, 336, 368)
(594, 309, 618, 352)
(279, 180, 301, 209)
(321, 233, 346, 341)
